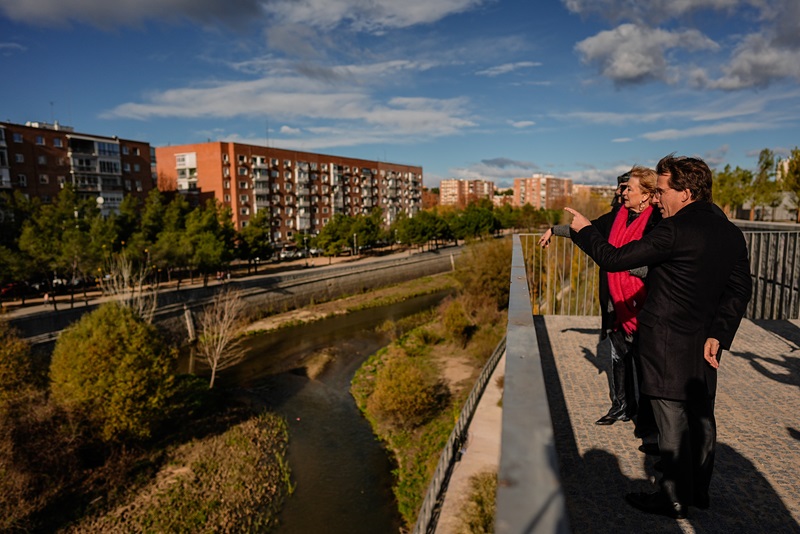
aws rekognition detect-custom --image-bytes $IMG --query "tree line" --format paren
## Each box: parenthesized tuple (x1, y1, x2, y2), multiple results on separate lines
(0, 186, 562, 300)
(713, 147, 800, 221)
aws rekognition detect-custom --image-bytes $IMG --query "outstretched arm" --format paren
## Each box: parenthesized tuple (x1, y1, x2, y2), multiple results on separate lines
(564, 207, 591, 232)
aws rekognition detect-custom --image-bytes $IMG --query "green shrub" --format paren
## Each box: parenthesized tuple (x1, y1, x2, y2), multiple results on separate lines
(457, 471, 497, 534)
(442, 299, 473, 347)
(454, 238, 512, 310)
(366, 352, 443, 429)
(49, 302, 176, 443)
(0, 321, 32, 404)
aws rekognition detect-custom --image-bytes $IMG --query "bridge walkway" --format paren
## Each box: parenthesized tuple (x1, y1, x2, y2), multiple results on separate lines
(435, 315, 799, 533)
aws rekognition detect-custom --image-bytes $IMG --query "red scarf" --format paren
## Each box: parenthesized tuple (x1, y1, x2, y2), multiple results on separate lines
(607, 205, 652, 334)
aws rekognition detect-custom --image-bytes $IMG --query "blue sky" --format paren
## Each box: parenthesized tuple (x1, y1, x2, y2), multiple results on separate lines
(1, 0, 798, 189)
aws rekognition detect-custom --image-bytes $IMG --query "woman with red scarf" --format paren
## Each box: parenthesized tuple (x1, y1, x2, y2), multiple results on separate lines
(539, 166, 660, 428)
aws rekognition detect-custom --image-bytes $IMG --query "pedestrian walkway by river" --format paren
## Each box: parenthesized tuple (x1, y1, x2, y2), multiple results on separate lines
(540, 315, 800, 533)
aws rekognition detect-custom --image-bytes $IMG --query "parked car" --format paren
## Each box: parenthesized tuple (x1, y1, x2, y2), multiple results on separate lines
(1, 282, 29, 299)
(280, 247, 299, 260)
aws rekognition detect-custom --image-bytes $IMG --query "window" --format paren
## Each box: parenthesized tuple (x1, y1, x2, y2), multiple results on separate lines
(241, 221, 248, 228)
(57, 176, 65, 186)
(239, 194, 249, 203)
(36, 136, 44, 145)
(133, 164, 140, 172)
(15, 154, 24, 163)
(238, 181, 248, 189)
(123, 163, 131, 172)
(223, 167, 230, 177)
(133, 147, 140, 156)
(17, 174, 27, 186)
(240, 207, 250, 215)
(37, 155, 47, 165)
(135, 180, 142, 192)
(224, 194, 231, 202)
(122, 146, 129, 155)
(238, 167, 248, 176)
(39, 174, 49, 184)
(100, 161, 120, 173)
(224, 180, 230, 189)
(13, 133, 22, 143)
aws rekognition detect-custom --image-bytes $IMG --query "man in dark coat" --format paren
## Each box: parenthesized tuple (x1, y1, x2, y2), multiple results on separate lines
(565, 154, 752, 518)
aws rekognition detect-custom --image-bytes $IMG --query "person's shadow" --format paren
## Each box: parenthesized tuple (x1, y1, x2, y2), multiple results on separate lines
(535, 318, 799, 533)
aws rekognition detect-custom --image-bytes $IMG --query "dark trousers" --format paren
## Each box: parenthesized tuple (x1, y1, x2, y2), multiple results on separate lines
(651, 396, 716, 505)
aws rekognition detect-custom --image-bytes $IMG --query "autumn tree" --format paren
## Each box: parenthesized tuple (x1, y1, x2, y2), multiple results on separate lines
(779, 148, 800, 222)
(0, 321, 33, 404)
(49, 302, 176, 442)
(713, 164, 752, 218)
(195, 287, 247, 388)
(238, 209, 273, 273)
(749, 148, 781, 221)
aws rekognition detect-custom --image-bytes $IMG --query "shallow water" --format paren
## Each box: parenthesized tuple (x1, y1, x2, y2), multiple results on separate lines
(220, 291, 450, 534)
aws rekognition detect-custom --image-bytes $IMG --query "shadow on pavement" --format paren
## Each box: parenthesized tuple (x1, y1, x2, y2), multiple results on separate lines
(535, 316, 799, 533)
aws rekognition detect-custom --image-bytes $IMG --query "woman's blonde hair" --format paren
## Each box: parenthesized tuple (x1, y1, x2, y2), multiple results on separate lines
(628, 165, 657, 197)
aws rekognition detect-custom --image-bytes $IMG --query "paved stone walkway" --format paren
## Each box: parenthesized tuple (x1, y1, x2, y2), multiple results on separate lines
(540, 315, 800, 533)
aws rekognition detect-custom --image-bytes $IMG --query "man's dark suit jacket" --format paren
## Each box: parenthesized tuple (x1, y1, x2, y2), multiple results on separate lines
(573, 201, 752, 401)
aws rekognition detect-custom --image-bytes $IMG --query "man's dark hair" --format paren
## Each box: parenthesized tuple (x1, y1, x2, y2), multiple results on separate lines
(656, 154, 713, 203)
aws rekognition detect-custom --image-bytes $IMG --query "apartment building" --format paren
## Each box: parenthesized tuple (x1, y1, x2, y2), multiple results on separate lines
(513, 174, 572, 209)
(439, 179, 495, 207)
(0, 121, 156, 215)
(156, 142, 422, 243)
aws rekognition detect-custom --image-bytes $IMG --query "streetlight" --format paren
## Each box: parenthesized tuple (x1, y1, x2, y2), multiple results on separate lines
(353, 233, 357, 256)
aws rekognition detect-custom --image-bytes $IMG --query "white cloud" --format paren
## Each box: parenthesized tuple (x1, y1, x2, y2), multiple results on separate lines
(475, 61, 541, 77)
(562, 0, 746, 25)
(447, 157, 541, 187)
(103, 74, 476, 147)
(509, 120, 535, 128)
(265, 0, 488, 32)
(698, 34, 800, 90)
(642, 121, 776, 141)
(575, 23, 719, 86)
(0, 0, 262, 28)
(612, 137, 632, 143)
(0, 42, 26, 54)
(552, 110, 690, 125)
(0, 0, 487, 31)
(279, 125, 301, 135)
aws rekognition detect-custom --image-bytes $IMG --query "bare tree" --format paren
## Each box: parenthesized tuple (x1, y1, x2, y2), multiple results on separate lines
(196, 287, 247, 388)
(100, 251, 158, 323)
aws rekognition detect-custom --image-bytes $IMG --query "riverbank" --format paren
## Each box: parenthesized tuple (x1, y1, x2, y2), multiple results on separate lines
(244, 272, 458, 334)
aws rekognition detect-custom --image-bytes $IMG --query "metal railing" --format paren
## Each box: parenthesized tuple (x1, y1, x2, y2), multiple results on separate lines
(519, 231, 800, 321)
(412, 336, 507, 534)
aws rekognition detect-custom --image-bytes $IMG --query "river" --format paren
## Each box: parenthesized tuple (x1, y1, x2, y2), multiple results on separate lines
(219, 290, 451, 534)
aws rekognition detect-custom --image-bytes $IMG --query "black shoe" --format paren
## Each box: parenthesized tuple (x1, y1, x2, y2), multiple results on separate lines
(595, 414, 618, 425)
(638, 443, 660, 455)
(595, 413, 629, 425)
(625, 491, 687, 519)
